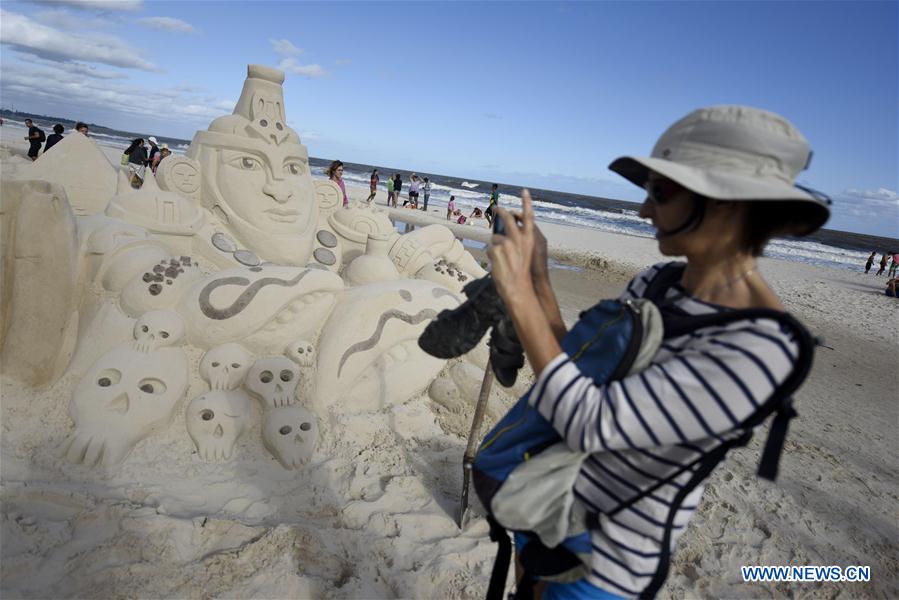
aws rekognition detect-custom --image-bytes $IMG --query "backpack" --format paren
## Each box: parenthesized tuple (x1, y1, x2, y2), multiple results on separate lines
(472, 262, 816, 600)
(35, 128, 46, 143)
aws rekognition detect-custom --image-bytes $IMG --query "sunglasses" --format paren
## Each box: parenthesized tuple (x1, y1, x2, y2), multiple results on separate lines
(644, 179, 685, 205)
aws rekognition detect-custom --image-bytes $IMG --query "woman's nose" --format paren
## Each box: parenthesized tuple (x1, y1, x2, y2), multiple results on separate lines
(638, 197, 654, 219)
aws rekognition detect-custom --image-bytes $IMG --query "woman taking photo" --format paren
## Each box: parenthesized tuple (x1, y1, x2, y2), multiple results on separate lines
(486, 106, 830, 599)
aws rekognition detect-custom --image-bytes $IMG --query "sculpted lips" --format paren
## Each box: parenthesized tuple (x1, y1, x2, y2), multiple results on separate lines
(264, 208, 300, 223)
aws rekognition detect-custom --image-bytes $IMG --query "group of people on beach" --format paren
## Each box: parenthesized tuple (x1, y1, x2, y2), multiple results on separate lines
(865, 251, 899, 297)
(23, 119, 90, 161)
(369, 170, 433, 210)
(121, 137, 171, 187)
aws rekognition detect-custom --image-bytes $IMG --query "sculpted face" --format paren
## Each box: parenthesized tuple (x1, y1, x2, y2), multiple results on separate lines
(214, 140, 316, 235)
(186, 65, 320, 265)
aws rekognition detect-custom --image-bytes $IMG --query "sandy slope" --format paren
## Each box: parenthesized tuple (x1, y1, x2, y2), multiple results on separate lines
(1, 142, 897, 599)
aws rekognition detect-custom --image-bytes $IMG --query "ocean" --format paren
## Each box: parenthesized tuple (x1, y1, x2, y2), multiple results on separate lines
(3, 111, 894, 274)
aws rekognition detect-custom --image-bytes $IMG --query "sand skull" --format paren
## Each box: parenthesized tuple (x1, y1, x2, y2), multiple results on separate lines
(132, 310, 185, 353)
(285, 339, 316, 368)
(245, 357, 299, 408)
(185, 390, 252, 462)
(65, 344, 189, 467)
(199, 343, 255, 391)
(261, 405, 317, 469)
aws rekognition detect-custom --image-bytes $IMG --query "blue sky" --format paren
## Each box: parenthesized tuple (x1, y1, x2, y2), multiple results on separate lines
(1, 0, 896, 237)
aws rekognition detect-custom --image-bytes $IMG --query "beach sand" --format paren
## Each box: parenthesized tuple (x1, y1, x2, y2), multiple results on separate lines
(1, 133, 897, 598)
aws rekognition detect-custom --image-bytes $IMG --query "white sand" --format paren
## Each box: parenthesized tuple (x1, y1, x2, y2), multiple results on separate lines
(1, 137, 897, 598)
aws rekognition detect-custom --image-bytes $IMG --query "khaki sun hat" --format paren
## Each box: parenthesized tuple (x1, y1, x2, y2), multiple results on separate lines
(609, 105, 831, 235)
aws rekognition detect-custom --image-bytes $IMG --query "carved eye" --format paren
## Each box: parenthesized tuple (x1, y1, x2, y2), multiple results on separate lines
(307, 346, 313, 353)
(285, 162, 304, 176)
(138, 378, 167, 395)
(297, 347, 304, 354)
(97, 369, 121, 387)
(231, 363, 240, 369)
(276, 122, 284, 131)
(259, 119, 268, 127)
(160, 331, 169, 339)
(211, 361, 220, 368)
(279, 425, 292, 435)
(280, 370, 293, 382)
(201, 409, 215, 421)
(300, 422, 311, 431)
(141, 325, 149, 333)
(235, 156, 262, 171)
(260, 370, 273, 383)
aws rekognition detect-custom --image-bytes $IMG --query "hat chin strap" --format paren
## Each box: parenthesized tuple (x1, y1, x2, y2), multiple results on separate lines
(656, 195, 706, 239)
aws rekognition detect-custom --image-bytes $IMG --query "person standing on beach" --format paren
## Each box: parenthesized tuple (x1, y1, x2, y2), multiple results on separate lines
(327, 160, 349, 208)
(147, 137, 160, 166)
(406, 173, 421, 207)
(386, 174, 395, 206)
(446, 195, 456, 220)
(865, 251, 877, 273)
(367, 169, 379, 203)
(485, 183, 499, 226)
(393, 174, 403, 208)
(23, 119, 44, 161)
(44, 124, 65, 152)
(422, 177, 432, 211)
(486, 105, 829, 599)
(876, 252, 888, 275)
(124, 138, 148, 187)
(75, 122, 89, 136)
(888, 252, 899, 278)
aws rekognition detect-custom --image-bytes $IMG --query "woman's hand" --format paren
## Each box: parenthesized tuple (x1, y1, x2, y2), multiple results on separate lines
(487, 189, 537, 308)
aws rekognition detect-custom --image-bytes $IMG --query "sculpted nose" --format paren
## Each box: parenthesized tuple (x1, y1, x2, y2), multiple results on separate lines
(263, 182, 293, 204)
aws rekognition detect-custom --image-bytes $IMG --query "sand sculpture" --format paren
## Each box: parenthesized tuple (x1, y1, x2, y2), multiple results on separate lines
(0, 64, 489, 469)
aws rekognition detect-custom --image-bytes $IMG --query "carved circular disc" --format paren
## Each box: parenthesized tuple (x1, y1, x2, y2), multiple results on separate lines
(212, 232, 238, 253)
(316, 230, 338, 248)
(313, 248, 336, 266)
(234, 249, 261, 266)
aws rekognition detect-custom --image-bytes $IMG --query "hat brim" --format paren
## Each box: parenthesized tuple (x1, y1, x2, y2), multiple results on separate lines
(609, 155, 830, 234)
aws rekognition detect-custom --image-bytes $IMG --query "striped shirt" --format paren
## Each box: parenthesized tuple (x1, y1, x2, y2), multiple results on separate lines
(528, 263, 799, 597)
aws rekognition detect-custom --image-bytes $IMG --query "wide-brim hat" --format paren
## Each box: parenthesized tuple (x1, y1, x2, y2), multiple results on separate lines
(148, 136, 158, 144)
(609, 105, 831, 235)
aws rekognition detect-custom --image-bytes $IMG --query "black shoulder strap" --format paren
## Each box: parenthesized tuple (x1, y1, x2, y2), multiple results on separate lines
(641, 262, 686, 302)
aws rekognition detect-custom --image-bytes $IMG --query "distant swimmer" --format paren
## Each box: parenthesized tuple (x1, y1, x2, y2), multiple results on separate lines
(865, 251, 876, 273)
(485, 183, 499, 226)
(367, 169, 379, 203)
(876, 252, 888, 275)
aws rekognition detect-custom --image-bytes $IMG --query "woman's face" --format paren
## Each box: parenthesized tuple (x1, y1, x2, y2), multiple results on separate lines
(333, 165, 344, 179)
(640, 174, 741, 257)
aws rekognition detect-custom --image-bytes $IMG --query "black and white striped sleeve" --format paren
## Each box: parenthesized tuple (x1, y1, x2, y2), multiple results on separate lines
(527, 321, 799, 452)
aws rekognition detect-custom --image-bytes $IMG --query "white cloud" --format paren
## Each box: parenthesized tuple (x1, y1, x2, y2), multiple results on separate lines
(34, 8, 116, 30)
(0, 9, 157, 71)
(335, 58, 352, 67)
(0, 59, 233, 126)
(270, 38, 303, 56)
(137, 16, 196, 34)
(24, 0, 143, 11)
(829, 187, 899, 237)
(278, 57, 327, 78)
(16, 52, 128, 79)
